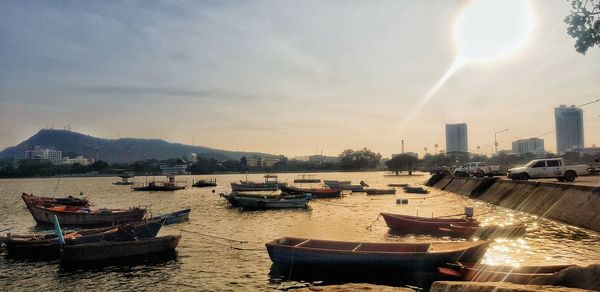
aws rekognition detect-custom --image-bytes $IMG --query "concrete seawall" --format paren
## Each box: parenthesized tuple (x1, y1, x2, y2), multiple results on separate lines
(427, 175, 600, 232)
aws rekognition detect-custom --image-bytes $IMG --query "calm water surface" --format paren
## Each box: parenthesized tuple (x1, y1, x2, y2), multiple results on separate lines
(1, 172, 599, 291)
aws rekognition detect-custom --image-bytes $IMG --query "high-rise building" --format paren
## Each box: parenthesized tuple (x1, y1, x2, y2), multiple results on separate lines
(555, 105, 583, 154)
(445, 123, 468, 153)
(512, 138, 545, 155)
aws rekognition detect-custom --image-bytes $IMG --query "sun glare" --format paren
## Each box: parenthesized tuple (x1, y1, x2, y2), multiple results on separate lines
(454, 0, 534, 64)
(399, 0, 534, 128)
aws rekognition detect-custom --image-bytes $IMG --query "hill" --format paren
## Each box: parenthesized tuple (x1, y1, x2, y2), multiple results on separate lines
(0, 129, 273, 163)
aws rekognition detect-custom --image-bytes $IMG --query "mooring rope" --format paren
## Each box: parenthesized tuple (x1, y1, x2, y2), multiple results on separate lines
(366, 213, 381, 230)
(169, 226, 251, 244)
(311, 200, 355, 207)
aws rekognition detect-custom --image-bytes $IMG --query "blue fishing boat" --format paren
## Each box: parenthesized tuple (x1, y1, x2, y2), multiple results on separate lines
(153, 208, 191, 225)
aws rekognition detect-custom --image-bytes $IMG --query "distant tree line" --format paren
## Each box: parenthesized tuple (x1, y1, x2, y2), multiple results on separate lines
(2, 148, 597, 178)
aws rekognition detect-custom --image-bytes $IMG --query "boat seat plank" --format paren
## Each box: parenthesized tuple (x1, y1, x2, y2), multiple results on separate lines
(295, 239, 311, 247)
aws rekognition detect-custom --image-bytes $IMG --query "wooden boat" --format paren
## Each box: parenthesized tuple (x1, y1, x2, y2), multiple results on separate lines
(113, 175, 134, 185)
(278, 185, 342, 198)
(323, 180, 352, 188)
(381, 213, 479, 234)
(153, 208, 191, 225)
(60, 235, 181, 263)
(403, 186, 429, 194)
(266, 237, 490, 270)
(192, 178, 217, 187)
(231, 175, 280, 191)
(440, 223, 527, 239)
(24, 202, 146, 227)
(388, 183, 409, 187)
(294, 174, 321, 184)
(438, 263, 576, 284)
(234, 194, 310, 209)
(22, 193, 90, 207)
(2, 219, 164, 259)
(132, 176, 186, 191)
(221, 192, 306, 207)
(340, 184, 366, 192)
(365, 188, 396, 195)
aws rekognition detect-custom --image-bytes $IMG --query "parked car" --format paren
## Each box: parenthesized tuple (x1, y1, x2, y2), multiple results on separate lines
(453, 162, 501, 177)
(507, 158, 589, 182)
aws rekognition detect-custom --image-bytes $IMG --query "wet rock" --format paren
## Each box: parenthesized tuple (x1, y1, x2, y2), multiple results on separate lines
(430, 281, 593, 292)
(293, 283, 414, 291)
(528, 264, 600, 291)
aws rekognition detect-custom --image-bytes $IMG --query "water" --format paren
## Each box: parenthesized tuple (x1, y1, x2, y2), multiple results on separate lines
(1, 172, 599, 291)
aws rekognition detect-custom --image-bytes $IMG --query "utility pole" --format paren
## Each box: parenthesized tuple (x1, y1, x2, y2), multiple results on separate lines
(575, 98, 599, 161)
(494, 129, 509, 154)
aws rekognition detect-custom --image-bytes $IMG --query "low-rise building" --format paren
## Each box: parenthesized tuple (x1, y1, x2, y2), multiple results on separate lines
(512, 138, 545, 155)
(159, 164, 188, 175)
(61, 155, 91, 165)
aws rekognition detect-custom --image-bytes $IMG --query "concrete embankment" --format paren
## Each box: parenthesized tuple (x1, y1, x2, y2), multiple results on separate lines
(430, 281, 594, 292)
(426, 174, 600, 232)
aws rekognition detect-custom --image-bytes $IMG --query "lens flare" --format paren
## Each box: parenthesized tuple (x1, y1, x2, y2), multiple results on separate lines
(399, 0, 533, 127)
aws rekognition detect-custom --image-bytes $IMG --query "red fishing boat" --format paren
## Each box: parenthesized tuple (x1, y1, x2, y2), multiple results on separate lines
(381, 213, 479, 234)
(23, 201, 146, 227)
(438, 262, 577, 284)
(278, 185, 341, 198)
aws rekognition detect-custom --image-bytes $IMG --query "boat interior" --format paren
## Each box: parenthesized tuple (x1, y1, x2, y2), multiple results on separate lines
(273, 237, 434, 253)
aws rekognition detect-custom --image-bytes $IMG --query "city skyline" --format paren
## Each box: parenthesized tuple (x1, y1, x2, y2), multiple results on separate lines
(1, 1, 600, 157)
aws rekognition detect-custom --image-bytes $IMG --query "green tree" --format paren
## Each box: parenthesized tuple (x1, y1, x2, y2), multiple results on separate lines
(338, 148, 381, 170)
(386, 154, 419, 175)
(565, 0, 600, 54)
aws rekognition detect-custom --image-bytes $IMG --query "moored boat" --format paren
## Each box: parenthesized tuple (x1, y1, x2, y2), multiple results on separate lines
(132, 175, 186, 191)
(278, 185, 341, 198)
(153, 208, 191, 225)
(340, 184, 366, 192)
(113, 175, 134, 185)
(266, 237, 490, 270)
(22, 193, 90, 207)
(294, 174, 321, 184)
(2, 219, 164, 259)
(365, 188, 396, 195)
(231, 175, 280, 191)
(381, 213, 478, 234)
(60, 235, 181, 263)
(234, 194, 311, 210)
(24, 203, 146, 227)
(403, 186, 429, 194)
(388, 183, 409, 187)
(192, 178, 217, 187)
(323, 180, 351, 188)
(441, 223, 527, 239)
(438, 263, 577, 284)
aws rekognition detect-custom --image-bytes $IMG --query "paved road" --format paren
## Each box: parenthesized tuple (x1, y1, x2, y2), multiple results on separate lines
(497, 174, 600, 187)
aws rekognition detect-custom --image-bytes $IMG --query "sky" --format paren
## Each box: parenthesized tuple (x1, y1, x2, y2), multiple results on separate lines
(1, 0, 599, 158)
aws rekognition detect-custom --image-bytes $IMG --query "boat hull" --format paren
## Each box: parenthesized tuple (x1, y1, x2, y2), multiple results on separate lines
(60, 235, 181, 263)
(154, 209, 191, 225)
(439, 264, 576, 284)
(266, 237, 489, 271)
(231, 183, 278, 192)
(278, 185, 341, 198)
(25, 204, 146, 227)
(4, 220, 164, 259)
(381, 213, 478, 234)
(235, 196, 308, 209)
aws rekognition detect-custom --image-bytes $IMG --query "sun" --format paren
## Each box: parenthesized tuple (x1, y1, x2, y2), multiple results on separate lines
(454, 0, 534, 64)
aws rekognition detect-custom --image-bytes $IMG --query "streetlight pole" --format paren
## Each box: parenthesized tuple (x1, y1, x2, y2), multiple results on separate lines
(494, 129, 509, 154)
(574, 99, 600, 161)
